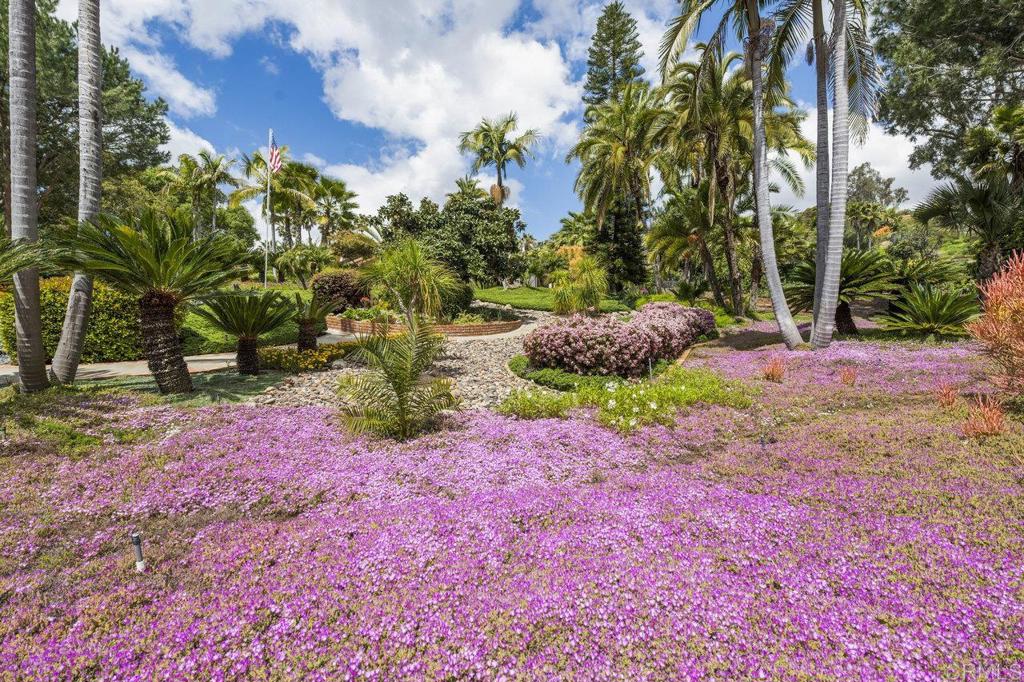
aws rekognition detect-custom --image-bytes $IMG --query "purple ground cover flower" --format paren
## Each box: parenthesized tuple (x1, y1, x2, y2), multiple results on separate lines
(0, 338, 1021, 680)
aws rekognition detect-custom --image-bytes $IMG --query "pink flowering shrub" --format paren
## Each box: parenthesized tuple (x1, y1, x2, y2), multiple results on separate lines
(523, 303, 715, 377)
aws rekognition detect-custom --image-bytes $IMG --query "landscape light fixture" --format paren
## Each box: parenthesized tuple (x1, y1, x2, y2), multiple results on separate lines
(130, 531, 145, 572)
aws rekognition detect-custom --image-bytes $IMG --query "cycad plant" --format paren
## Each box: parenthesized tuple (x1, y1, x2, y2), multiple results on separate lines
(62, 209, 242, 393)
(0, 237, 39, 282)
(879, 285, 980, 337)
(194, 291, 295, 375)
(294, 293, 339, 351)
(786, 249, 895, 335)
(360, 239, 459, 328)
(552, 255, 609, 315)
(338, 322, 459, 440)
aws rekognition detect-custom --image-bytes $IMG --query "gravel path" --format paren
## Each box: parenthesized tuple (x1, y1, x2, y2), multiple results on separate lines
(249, 306, 553, 410)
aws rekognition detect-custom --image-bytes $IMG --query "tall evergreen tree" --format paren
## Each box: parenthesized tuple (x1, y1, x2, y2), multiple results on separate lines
(583, 2, 645, 108)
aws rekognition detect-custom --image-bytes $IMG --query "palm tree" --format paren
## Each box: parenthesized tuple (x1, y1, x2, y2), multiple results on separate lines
(360, 239, 459, 329)
(8, 0, 48, 391)
(63, 210, 243, 393)
(338, 323, 459, 440)
(447, 176, 490, 203)
(551, 211, 596, 248)
(552, 255, 609, 315)
(313, 175, 359, 243)
(276, 161, 319, 247)
(193, 292, 295, 375)
(915, 174, 1020, 282)
(229, 148, 311, 251)
(51, 0, 102, 385)
(197, 151, 239, 233)
(458, 113, 539, 205)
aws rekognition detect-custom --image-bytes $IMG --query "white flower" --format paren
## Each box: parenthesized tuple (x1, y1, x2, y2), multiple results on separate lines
(649, 402, 657, 409)
(607, 399, 616, 408)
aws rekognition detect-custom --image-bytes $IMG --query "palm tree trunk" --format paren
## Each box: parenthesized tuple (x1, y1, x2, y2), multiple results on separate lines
(978, 241, 1002, 282)
(722, 218, 745, 316)
(811, 0, 849, 349)
(835, 301, 858, 335)
(297, 321, 318, 351)
(698, 238, 727, 308)
(236, 337, 259, 375)
(52, 0, 101, 385)
(749, 243, 763, 312)
(139, 294, 192, 393)
(747, 5, 803, 348)
(810, 0, 830, 334)
(8, 0, 48, 392)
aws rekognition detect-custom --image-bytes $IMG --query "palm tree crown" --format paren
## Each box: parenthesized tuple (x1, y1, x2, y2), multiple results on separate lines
(458, 112, 539, 204)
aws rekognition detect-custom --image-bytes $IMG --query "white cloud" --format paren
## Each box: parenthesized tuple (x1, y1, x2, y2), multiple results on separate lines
(259, 56, 280, 76)
(773, 109, 938, 211)
(121, 47, 217, 118)
(161, 120, 215, 159)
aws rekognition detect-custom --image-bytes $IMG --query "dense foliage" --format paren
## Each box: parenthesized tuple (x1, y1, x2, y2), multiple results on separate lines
(879, 285, 980, 337)
(310, 268, 367, 312)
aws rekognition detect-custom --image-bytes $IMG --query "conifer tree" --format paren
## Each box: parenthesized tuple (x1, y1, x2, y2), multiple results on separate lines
(583, 2, 645, 108)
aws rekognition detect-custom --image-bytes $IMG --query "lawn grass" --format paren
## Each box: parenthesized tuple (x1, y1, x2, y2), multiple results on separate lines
(88, 370, 288, 406)
(474, 285, 628, 312)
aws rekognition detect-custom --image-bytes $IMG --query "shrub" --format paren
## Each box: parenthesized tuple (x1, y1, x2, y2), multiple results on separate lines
(438, 281, 475, 322)
(878, 285, 980, 337)
(258, 344, 351, 373)
(310, 268, 367, 313)
(961, 395, 1005, 439)
(275, 245, 334, 288)
(762, 357, 786, 383)
(839, 367, 858, 386)
(552, 256, 608, 314)
(0, 277, 143, 363)
(497, 389, 577, 420)
(523, 302, 715, 378)
(968, 252, 1024, 397)
(935, 383, 959, 409)
(508, 355, 628, 392)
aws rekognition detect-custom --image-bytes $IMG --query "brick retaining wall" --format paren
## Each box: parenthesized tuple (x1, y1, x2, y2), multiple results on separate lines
(326, 315, 522, 337)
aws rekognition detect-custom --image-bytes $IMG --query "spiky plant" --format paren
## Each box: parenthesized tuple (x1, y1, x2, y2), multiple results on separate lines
(338, 322, 459, 440)
(878, 285, 980, 337)
(194, 291, 295, 375)
(552, 255, 608, 315)
(360, 239, 459, 327)
(786, 249, 896, 335)
(294, 293, 340, 351)
(0, 237, 39, 282)
(61, 209, 243, 392)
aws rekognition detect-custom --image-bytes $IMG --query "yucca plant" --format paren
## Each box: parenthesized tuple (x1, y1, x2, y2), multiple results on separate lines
(786, 250, 896, 335)
(552, 255, 608, 315)
(194, 291, 296, 375)
(60, 209, 243, 393)
(294, 293, 340, 351)
(0, 237, 39, 282)
(878, 285, 980, 337)
(338, 321, 459, 440)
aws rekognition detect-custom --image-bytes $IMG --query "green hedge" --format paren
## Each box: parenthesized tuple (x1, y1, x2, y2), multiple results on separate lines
(0, 278, 143, 363)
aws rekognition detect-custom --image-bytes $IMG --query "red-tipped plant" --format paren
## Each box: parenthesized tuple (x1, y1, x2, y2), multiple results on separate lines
(839, 367, 858, 386)
(762, 357, 786, 383)
(961, 395, 1006, 439)
(935, 383, 959, 409)
(969, 251, 1024, 397)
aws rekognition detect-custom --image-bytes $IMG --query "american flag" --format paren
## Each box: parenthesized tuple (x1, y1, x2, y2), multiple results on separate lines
(268, 132, 282, 173)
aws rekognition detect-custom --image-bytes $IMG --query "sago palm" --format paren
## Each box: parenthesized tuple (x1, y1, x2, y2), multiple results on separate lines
(338, 324, 459, 440)
(294, 293, 340, 351)
(0, 238, 39, 283)
(878, 285, 980, 337)
(62, 209, 243, 393)
(194, 291, 295, 375)
(786, 249, 895, 335)
(458, 112, 539, 205)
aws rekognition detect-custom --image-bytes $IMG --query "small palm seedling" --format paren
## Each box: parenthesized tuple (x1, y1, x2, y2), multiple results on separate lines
(786, 250, 896, 335)
(338, 321, 460, 440)
(60, 209, 242, 393)
(762, 357, 786, 383)
(194, 291, 295, 375)
(878, 285, 980, 337)
(0, 237, 39, 282)
(294, 294, 341, 351)
(961, 395, 1006, 439)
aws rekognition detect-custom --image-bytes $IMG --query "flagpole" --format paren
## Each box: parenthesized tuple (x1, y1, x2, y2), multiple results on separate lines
(264, 128, 272, 288)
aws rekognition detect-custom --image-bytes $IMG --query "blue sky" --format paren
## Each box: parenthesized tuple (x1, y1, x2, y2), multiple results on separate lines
(57, 0, 935, 241)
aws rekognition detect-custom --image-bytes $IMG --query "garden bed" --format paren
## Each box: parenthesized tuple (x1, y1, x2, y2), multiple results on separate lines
(326, 315, 522, 337)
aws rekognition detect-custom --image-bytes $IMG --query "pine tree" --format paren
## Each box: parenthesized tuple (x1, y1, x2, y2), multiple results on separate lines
(582, 2, 645, 108)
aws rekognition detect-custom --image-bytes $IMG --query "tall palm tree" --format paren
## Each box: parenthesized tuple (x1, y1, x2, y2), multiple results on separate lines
(229, 148, 310, 251)
(313, 175, 358, 243)
(197, 150, 239, 233)
(916, 174, 1019, 282)
(568, 81, 665, 232)
(51, 0, 102, 385)
(276, 161, 319, 247)
(551, 211, 596, 247)
(63, 210, 243, 394)
(458, 113, 539, 205)
(8, 0, 48, 391)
